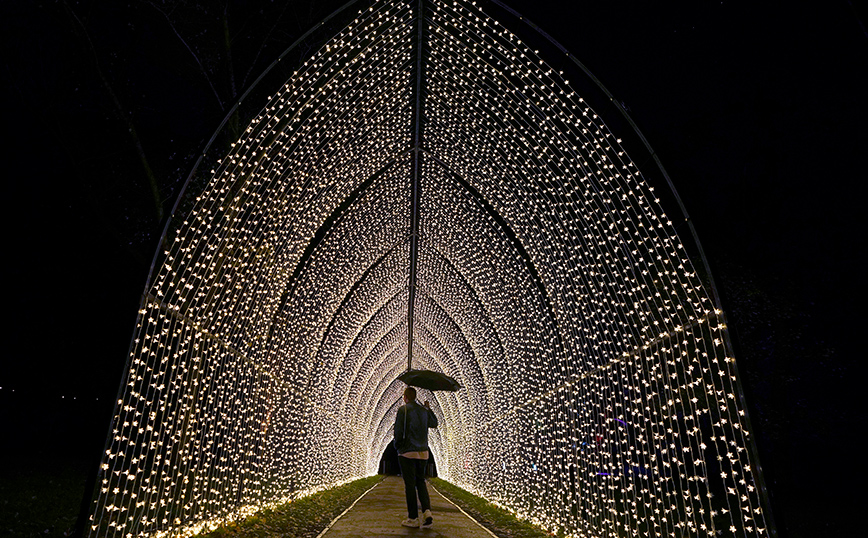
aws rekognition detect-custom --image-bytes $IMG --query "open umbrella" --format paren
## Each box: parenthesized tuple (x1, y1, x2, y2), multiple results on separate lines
(398, 369, 462, 392)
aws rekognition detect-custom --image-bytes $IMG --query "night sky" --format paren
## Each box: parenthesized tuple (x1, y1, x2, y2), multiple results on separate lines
(1, 1, 864, 536)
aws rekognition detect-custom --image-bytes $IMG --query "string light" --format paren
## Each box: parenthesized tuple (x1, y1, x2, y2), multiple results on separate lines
(86, 1, 770, 537)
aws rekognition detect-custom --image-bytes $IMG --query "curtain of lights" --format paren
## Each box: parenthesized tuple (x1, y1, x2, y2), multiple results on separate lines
(86, 1, 771, 536)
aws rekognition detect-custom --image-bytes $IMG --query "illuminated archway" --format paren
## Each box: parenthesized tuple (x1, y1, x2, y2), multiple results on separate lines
(86, 1, 773, 537)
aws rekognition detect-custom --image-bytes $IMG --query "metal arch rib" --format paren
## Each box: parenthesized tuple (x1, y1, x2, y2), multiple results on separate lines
(265, 152, 409, 344)
(354, 292, 484, 432)
(411, 294, 491, 413)
(421, 246, 507, 381)
(329, 285, 410, 399)
(333, 270, 482, 408)
(426, 152, 565, 353)
(487, 2, 776, 531)
(314, 239, 409, 374)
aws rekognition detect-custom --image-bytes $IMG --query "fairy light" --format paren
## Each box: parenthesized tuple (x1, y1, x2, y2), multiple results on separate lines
(86, 1, 770, 537)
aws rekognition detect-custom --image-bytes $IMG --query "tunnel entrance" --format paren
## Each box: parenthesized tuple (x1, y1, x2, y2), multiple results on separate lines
(378, 443, 437, 478)
(83, 1, 774, 537)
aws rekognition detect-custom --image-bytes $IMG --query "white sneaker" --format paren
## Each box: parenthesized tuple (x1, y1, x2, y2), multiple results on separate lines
(421, 510, 433, 528)
(402, 518, 420, 528)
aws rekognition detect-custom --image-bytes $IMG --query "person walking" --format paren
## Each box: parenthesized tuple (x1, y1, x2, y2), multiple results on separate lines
(394, 386, 438, 528)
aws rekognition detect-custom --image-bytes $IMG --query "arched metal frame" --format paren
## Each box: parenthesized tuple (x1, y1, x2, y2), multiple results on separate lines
(83, 1, 776, 537)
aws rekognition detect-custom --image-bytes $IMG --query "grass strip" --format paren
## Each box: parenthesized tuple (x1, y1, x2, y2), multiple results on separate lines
(429, 478, 554, 538)
(197, 475, 382, 538)
(0, 460, 87, 538)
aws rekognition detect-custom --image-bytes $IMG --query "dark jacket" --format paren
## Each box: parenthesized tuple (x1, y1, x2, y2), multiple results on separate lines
(394, 400, 438, 455)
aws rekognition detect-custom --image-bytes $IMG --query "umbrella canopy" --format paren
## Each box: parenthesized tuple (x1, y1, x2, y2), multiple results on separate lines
(398, 369, 462, 392)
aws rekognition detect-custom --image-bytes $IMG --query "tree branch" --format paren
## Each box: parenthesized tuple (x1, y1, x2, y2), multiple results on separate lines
(142, 0, 226, 111)
(62, 0, 164, 222)
(240, 1, 293, 90)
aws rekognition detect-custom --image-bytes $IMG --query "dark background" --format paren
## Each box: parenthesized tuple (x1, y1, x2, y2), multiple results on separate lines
(1, 1, 864, 536)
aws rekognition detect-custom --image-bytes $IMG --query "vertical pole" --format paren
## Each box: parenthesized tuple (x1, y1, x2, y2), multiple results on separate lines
(407, 0, 425, 372)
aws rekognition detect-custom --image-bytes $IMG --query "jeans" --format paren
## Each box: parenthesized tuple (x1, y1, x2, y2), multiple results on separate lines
(398, 456, 430, 519)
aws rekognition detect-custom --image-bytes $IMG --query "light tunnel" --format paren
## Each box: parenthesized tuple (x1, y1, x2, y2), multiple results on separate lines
(86, 1, 772, 537)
